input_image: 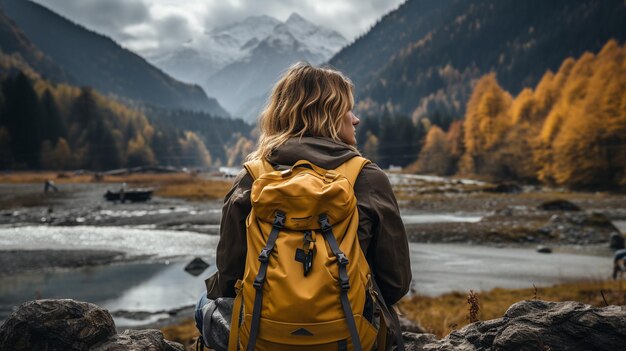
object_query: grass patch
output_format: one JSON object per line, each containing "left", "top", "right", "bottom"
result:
{"left": 0, "top": 171, "right": 233, "bottom": 201}
{"left": 160, "top": 318, "right": 200, "bottom": 351}
{"left": 0, "top": 171, "right": 94, "bottom": 184}
{"left": 155, "top": 180, "right": 232, "bottom": 200}
{"left": 400, "top": 279, "right": 626, "bottom": 338}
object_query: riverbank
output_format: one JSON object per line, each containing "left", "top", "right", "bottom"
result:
{"left": 2, "top": 172, "right": 625, "bottom": 246}
{"left": 1, "top": 172, "right": 625, "bottom": 341}
{"left": 0, "top": 228, "right": 614, "bottom": 331}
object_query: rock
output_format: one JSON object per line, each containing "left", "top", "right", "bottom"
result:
{"left": 399, "top": 315, "right": 426, "bottom": 333}
{"left": 538, "top": 199, "right": 581, "bottom": 211}
{"left": 538, "top": 212, "right": 620, "bottom": 245}
{"left": 400, "top": 300, "right": 626, "bottom": 351}
{"left": 184, "top": 257, "right": 210, "bottom": 277}
{"left": 536, "top": 245, "right": 552, "bottom": 253}
{"left": 90, "top": 330, "right": 183, "bottom": 351}
{"left": 0, "top": 299, "right": 184, "bottom": 351}
{"left": 609, "top": 232, "right": 625, "bottom": 249}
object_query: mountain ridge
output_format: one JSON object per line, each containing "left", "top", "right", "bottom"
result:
{"left": 1, "top": 0, "right": 229, "bottom": 116}
{"left": 199, "top": 12, "right": 347, "bottom": 121}
{"left": 329, "top": 0, "right": 626, "bottom": 122}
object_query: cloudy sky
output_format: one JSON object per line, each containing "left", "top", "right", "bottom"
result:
{"left": 31, "top": 0, "right": 405, "bottom": 54}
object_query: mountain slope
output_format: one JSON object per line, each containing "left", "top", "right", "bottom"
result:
{"left": 0, "top": 8, "right": 67, "bottom": 82}
{"left": 330, "top": 0, "right": 626, "bottom": 120}
{"left": 329, "top": 0, "right": 455, "bottom": 89}
{"left": 1, "top": 0, "right": 229, "bottom": 116}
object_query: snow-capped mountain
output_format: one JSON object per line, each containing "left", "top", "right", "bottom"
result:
{"left": 148, "top": 13, "right": 347, "bottom": 122}
{"left": 148, "top": 15, "right": 280, "bottom": 85}
{"left": 273, "top": 13, "right": 347, "bottom": 62}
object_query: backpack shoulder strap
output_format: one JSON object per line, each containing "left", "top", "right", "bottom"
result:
{"left": 334, "top": 156, "right": 371, "bottom": 186}
{"left": 243, "top": 159, "right": 275, "bottom": 180}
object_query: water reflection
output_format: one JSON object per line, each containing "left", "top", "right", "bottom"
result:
{"left": 0, "top": 260, "right": 215, "bottom": 327}
{"left": 401, "top": 213, "right": 483, "bottom": 224}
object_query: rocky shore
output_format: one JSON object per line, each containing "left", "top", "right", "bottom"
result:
{"left": 0, "top": 250, "right": 127, "bottom": 275}
{"left": 1, "top": 299, "right": 625, "bottom": 351}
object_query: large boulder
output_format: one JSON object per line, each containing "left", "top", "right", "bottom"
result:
{"left": 403, "top": 300, "right": 626, "bottom": 351}
{"left": 538, "top": 199, "right": 581, "bottom": 211}
{"left": 538, "top": 212, "right": 621, "bottom": 245}
{"left": 0, "top": 299, "right": 184, "bottom": 351}
{"left": 610, "top": 232, "right": 625, "bottom": 249}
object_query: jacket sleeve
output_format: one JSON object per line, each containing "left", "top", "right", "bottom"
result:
{"left": 354, "top": 163, "right": 412, "bottom": 305}
{"left": 205, "top": 169, "right": 253, "bottom": 299}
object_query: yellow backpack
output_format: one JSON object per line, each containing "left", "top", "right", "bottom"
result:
{"left": 227, "top": 156, "right": 401, "bottom": 351}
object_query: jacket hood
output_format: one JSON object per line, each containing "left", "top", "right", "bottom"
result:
{"left": 268, "top": 137, "right": 360, "bottom": 169}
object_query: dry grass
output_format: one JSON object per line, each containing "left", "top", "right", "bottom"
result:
{"left": 400, "top": 279, "right": 626, "bottom": 338}
{"left": 0, "top": 171, "right": 94, "bottom": 184}
{"left": 160, "top": 318, "right": 201, "bottom": 351}
{"left": 0, "top": 171, "right": 233, "bottom": 200}
{"left": 155, "top": 180, "right": 232, "bottom": 201}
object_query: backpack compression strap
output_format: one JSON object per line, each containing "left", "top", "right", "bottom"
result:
{"left": 246, "top": 211, "right": 286, "bottom": 351}
{"left": 319, "top": 213, "right": 363, "bottom": 351}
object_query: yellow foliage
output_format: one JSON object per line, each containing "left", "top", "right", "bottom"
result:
{"left": 456, "top": 39, "right": 626, "bottom": 188}
{"left": 415, "top": 126, "right": 450, "bottom": 175}
{"left": 180, "top": 131, "right": 212, "bottom": 168}
{"left": 460, "top": 73, "right": 512, "bottom": 176}
{"left": 227, "top": 134, "right": 255, "bottom": 167}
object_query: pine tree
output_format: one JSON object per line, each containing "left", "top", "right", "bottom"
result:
{"left": 0, "top": 73, "right": 44, "bottom": 168}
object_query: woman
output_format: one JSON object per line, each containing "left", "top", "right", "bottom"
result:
{"left": 197, "top": 62, "right": 411, "bottom": 350}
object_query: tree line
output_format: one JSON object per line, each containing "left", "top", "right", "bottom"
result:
{"left": 0, "top": 52, "right": 249, "bottom": 170}
{"left": 411, "top": 40, "right": 626, "bottom": 189}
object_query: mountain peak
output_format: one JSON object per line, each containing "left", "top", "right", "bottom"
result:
{"left": 212, "top": 15, "right": 280, "bottom": 34}
{"left": 286, "top": 13, "right": 312, "bottom": 26}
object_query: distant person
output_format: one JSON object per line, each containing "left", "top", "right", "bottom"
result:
{"left": 43, "top": 180, "right": 58, "bottom": 193}
{"left": 195, "top": 62, "right": 411, "bottom": 351}
{"left": 613, "top": 249, "right": 626, "bottom": 280}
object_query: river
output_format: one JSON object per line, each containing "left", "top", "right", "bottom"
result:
{"left": 0, "top": 225, "right": 613, "bottom": 327}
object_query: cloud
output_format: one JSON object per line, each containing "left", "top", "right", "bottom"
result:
{"left": 32, "top": 0, "right": 150, "bottom": 38}
{"left": 155, "top": 15, "right": 194, "bottom": 48}
{"left": 31, "top": 0, "right": 406, "bottom": 53}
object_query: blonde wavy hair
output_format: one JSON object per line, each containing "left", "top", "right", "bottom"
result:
{"left": 247, "top": 62, "right": 356, "bottom": 161}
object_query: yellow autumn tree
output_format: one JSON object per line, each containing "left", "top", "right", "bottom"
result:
{"left": 126, "top": 134, "right": 156, "bottom": 167}
{"left": 459, "top": 73, "right": 512, "bottom": 177}
{"left": 180, "top": 131, "right": 212, "bottom": 168}
{"left": 458, "top": 39, "right": 626, "bottom": 189}
{"left": 227, "top": 134, "right": 255, "bottom": 167}
{"left": 547, "top": 40, "right": 626, "bottom": 188}
{"left": 415, "top": 126, "right": 450, "bottom": 175}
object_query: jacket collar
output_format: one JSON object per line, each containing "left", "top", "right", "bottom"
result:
{"left": 268, "top": 137, "right": 360, "bottom": 169}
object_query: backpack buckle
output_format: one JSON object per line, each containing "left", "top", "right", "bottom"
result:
{"left": 337, "top": 253, "right": 349, "bottom": 266}
{"left": 340, "top": 278, "right": 350, "bottom": 291}
{"left": 273, "top": 212, "right": 286, "bottom": 228}
{"left": 318, "top": 214, "right": 331, "bottom": 231}
{"left": 258, "top": 249, "right": 271, "bottom": 263}
{"left": 253, "top": 277, "right": 264, "bottom": 290}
